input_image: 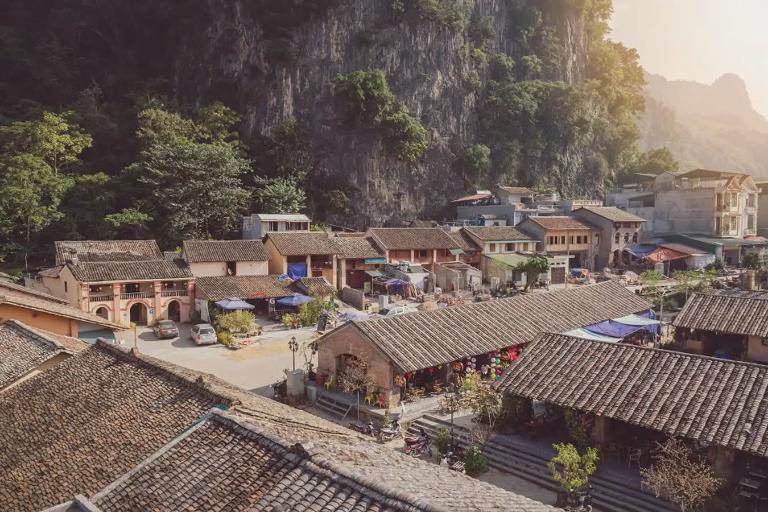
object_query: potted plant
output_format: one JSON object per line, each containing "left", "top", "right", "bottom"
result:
{"left": 547, "top": 443, "right": 599, "bottom": 507}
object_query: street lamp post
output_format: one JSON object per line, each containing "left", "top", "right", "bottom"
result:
{"left": 288, "top": 336, "right": 298, "bottom": 371}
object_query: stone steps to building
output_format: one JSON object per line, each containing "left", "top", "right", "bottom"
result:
{"left": 410, "top": 416, "right": 676, "bottom": 512}
{"left": 314, "top": 392, "right": 355, "bottom": 420}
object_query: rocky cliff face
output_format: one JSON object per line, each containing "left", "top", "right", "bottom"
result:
{"left": 167, "top": 0, "right": 592, "bottom": 227}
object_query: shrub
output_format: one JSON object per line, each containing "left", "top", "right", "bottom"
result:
{"left": 216, "top": 310, "right": 256, "bottom": 335}
{"left": 547, "top": 443, "right": 599, "bottom": 493}
{"left": 333, "top": 69, "right": 395, "bottom": 124}
{"left": 463, "top": 443, "right": 488, "bottom": 476}
{"left": 217, "top": 330, "right": 234, "bottom": 347}
{"left": 461, "top": 144, "right": 491, "bottom": 183}
{"left": 564, "top": 408, "right": 590, "bottom": 450}
{"left": 433, "top": 426, "right": 452, "bottom": 455}
{"left": 282, "top": 313, "right": 301, "bottom": 329}
{"left": 382, "top": 107, "right": 429, "bottom": 161}
{"left": 298, "top": 299, "right": 324, "bottom": 326}
{"left": 489, "top": 53, "right": 515, "bottom": 81}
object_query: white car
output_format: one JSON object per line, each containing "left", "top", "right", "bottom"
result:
{"left": 190, "top": 323, "right": 217, "bottom": 345}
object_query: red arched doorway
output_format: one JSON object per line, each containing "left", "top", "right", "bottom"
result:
{"left": 129, "top": 303, "right": 148, "bottom": 325}
{"left": 167, "top": 300, "right": 181, "bottom": 323}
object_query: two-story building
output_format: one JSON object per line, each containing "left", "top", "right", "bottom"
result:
{"left": 517, "top": 216, "right": 596, "bottom": 270}
{"left": 332, "top": 234, "right": 386, "bottom": 290}
{"left": 264, "top": 232, "right": 340, "bottom": 284}
{"left": 241, "top": 213, "right": 311, "bottom": 240}
{"left": 367, "top": 228, "right": 461, "bottom": 270}
{"left": 181, "top": 240, "right": 269, "bottom": 277}
{"left": 460, "top": 226, "right": 538, "bottom": 272}
{"left": 37, "top": 241, "right": 194, "bottom": 326}
{"left": 572, "top": 207, "right": 646, "bottom": 270}
{"left": 654, "top": 169, "right": 759, "bottom": 238}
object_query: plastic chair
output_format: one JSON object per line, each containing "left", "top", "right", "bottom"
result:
{"left": 324, "top": 374, "right": 334, "bottom": 390}
{"left": 627, "top": 448, "right": 642, "bottom": 469}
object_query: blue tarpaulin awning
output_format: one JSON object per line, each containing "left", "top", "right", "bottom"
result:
{"left": 564, "top": 328, "right": 622, "bottom": 343}
{"left": 583, "top": 313, "right": 661, "bottom": 338}
{"left": 276, "top": 294, "right": 313, "bottom": 306}
{"left": 623, "top": 244, "right": 657, "bottom": 258}
{"left": 287, "top": 262, "right": 308, "bottom": 280}
{"left": 364, "top": 257, "right": 387, "bottom": 264}
{"left": 215, "top": 298, "right": 255, "bottom": 310}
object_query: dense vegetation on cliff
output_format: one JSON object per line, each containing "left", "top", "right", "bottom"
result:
{"left": 0, "top": 0, "right": 648, "bottom": 268}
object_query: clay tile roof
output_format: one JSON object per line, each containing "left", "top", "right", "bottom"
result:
{"left": 67, "top": 260, "right": 192, "bottom": 282}
{"left": 449, "top": 230, "right": 481, "bottom": 252}
{"left": 334, "top": 281, "right": 651, "bottom": 372}
{"left": 0, "top": 320, "right": 86, "bottom": 389}
{"left": 495, "top": 333, "right": 768, "bottom": 457}
{"left": 0, "top": 342, "right": 235, "bottom": 511}
{"left": 292, "top": 277, "right": 336, "bottom": 297}
{"left": 55, "top": 240, "right": 162, "bottom": 265}
{"left": 0, "top": 282, "right": 121, "bottom": 330}
{"left": 266, "top": 232, "right": 341, "bottom": 256}
{"left": 522, "top": 216, "right": 594, "bottom": 231}
{"left": 577, "top": 206, "right": 646, "bottom": 223}
{"left": 195, "top": 275, "right": 292, "bottom": 300}
{"left": 182, "top": 240, "right": 269, "bottom": 263}
{"left": 0, "top": 279, "right": 68, "bottom": 303}
{"left": 463, "top": 226, "right": 536, "bottom": 242}
{"left": 368, "top": 228, "right": 460, "bottom": 251}
{"left": 333, "top": 236, "right": 385, "bottom": 259}
{"left": 673, "top": 290, "right": 768, "bottom": 337}
{"left": 498, "top": 186, "right": 533, "bottom": 195}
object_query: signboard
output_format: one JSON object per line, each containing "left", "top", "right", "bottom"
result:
{"left": 248, "top": 293, "right": 267, "bottom": 299}
{"left": 317, "top": 312, "right": 328, "bottom": 332}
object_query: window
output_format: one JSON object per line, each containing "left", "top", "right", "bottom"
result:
{"left": 226, "top": 261, "right": 237, "bottom": 275}
{"left": 489, "top": 243, "right": 496, "bottom": 253}
{"left": 569, "top": 236, "right": 574, "bottom": 244}
{"left": 614, "top": 232, "right": 620, "bottom": 244}
{"left": 417, "top": 250, "right": 428, "bottom": 258}
{"left": 64, "top": 281, "right": 68, "bottom": 293}
{"left": 505, "top": 243, "right": 514, "bottom": 252}
{"left": 748, "top": 215, "right": 756, "bottom": 230}
{"left": 623, "top": 233, "right": 629, "bottom": 243}
{"left": 560, "top": 236, "right": 566, "bottom": 245}
{"left": 632, "top": 233, "right": 638, "bottom": 243}
{"left": 268, "top": 221, "right": 279, "bottom": 232}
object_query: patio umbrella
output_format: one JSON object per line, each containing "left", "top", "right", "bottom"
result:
{"left": 215, "top": 298, "right": 255, "bottom": 310}
{"left": 276, "top": 294, "right": 313, "bottom": 306}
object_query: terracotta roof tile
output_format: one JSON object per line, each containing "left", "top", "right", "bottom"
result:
{"left": 463, "top": 226, "right": 536, "bottom": 242}
{"left": 55, "top": 240, "right": 162, "bottom": 265}
{"left": 330, "top": 281, "right": 651, "bottom": 371}
{"left": 576, "top": 206, "right": 646, "bottom": 223}
{"left": 495, "top": 333, "right": 768, "bottom": 457}
{"left": 334, "top": 236, "right": 385, "bottom": 259}
{"left": 67, "top": 260, "right": 192, "bottom": 282}
{"left": 673, "top": 290, "right": 768, "bottom": 337}
{"left": 0, "top": 320, "right": 85, "bottom": 388}
{"left": 368, "top": 228, "right": 460, "bottom": 251}
{"left": 448, "top": 230, "right": 480, "bottom": 252}
{"left": 497, "top": 186, "right": 533, "bottom": 195}
{"left": 266, "top": 232, "right": 341, "bottom": 256}
{"left": 195, "top": 275, "right": 292, "bottom": 300}
{"left": 293, "top": 277, "right": 336, "bottom": 297}
{"left": 520, "top": 217, "right": 593, "bottom": 231}
{"left": 182, "top": 240, "right": 269, "bottom": 262}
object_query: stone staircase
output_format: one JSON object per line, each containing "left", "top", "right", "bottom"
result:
{"left": 314, "top": 391, "right": 356, "bottom": 420}
{"left": 409, "top": 415, "right": 677, "bottom": 512}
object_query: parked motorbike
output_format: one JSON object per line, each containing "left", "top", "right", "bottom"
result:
{"left": 272, "top": 379, "right": 287, "bottom": 401}
{"left": 404, "top": 429, "right": 432, "bottom": 457}
{"left": 377, "top": 420, "right": 401, "bottom": 442}
{"left": 563, "top": 486, "right": 593, "bottom": 512}
{"left": 348, "top": 420, "right": 377, "bottom": 437}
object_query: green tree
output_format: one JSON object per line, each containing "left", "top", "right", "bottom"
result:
{"left": 103, "top": 208, "right": 153, "bottom": 239}
{"left": 197, "top": 102, "right": 242, "bottom": 146}
{"left": 0, "top": 154, "right": 73, "bottom": 268}
{"left": 461, "top": 144, "right": 491, "bottom": 184}
{"left": 513, "top": 256, "right": 550, "bottom": 291}
{"left": 0, "top": 111, "right": 92, "bottom": 175}
{"left": 135, "top": 107, "right": 200, "bottom": 148}
{"left": 136, "top": 141, "right": 250, "bottom": 244}
{"left": 216, "top": 310, "right": 256, "bottom": 334}
{"left": 333, "top": 69, "right": 395, "bottom": 124}
{"left": 255, "top": 177, "right": 307, "bottom": 214}
{"left": 382, "top": 106, "right": 429, "bottom": 161}
{"left": 547, "top": 443, "right": 599, "bottom": 494}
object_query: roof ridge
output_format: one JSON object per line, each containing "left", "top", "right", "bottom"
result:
{"left": 537, "top": 332, "right": 768, "bottom": 371}
{"left": 3, "top": 319, "right": 68, "bottom": 352}
{"left": 210, "top": 410, "right": 445, "bottom": 512}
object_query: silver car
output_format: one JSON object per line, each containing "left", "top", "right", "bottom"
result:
{"left": 190, "top": 323, "right": 217, "bottom": 345}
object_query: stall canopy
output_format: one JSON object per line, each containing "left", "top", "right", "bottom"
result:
{"left": 215, "top": 298, "right": 255, "bottom": 310}
{"left": 645, "top": 246, "right": 689, "bottom": 263}
{"left": 564, "top": 328, "right": 622, "bottom": 343}
{"left": 276, "top": 293, "right": 313, "bottom": 306}
{"left": 624, "top": 244, "right": 656, "bottom": 258}
{"left": 582, "top": 312, "right": 661, "bottom": 338}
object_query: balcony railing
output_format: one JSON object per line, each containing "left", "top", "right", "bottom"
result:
{"left": 161, "top": 289, "right": 188, "bottom": 297}
{"left": 88, "top": 294, "right": 114, "bottom": 303}
{"left": 120, "top": 291, "right": 154, "bottom": 300}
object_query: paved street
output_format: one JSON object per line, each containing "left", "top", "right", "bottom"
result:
{"left": 114, "top": 322, "right": 321, "bottom": 396}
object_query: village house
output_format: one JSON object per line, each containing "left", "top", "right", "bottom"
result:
{"left": 317, "top": 281, "right": 650, "bottom": 407}
{"left": 654, "top": 169, "right": 759, "bottom": 239}
{"left": 483, "top": 253, "right": 570, "bottom": 286}
{"left": 263, "top": 231, "right": 340, "bottom": 283}
{"left": 672, "top": 289, "right": 768, "bottom": 363}
{"left": 494, "top": 332, "right": 768, "bottom": 478}
{"left": 181, "top": 239, "right": 269, "bottom": 277}
{"left": 367, "top": 227, "right": 461, "bottom": 270}
{"left": 36, "top": 241, "right": 194, "bottom": 325}
{"left": 241, "top": 213, "right": 311, "bottom": 240}
{"left": 572, "top": 206, "right": 646, "bottom": 269}
{"left": 461, "top": 226, "right": 538, "bottom": 271}
{"left": 517, "top": 216, "right": 596, "bottom": 270}
{"left": 0, "top": 320, "right": 87, "bottom": 393}
{"left": 0, "top": 280, "right": 119, "bottom": 338}
{"left": 446, "top": 229, "right": 483, "bottom": 267}
{"left": 0, "top": 340, "right": 554, "bottom": 512}
{"left": 332, "top": 234, "right": 387, "bottom": 290}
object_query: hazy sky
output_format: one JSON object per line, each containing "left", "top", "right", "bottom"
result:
{"left": 610, "top": 0, "right": 768, "bottom": 117}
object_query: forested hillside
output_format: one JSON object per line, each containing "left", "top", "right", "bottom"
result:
{"left": 0, "top": 0, "right": 646, "bottom": 269}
